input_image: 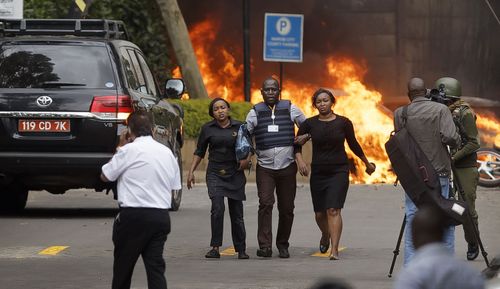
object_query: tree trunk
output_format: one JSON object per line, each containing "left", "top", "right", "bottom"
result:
{"left": 155, "top": 0, "right": 208, "bottom": 99}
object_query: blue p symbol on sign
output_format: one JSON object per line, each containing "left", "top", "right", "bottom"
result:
{"left": 276, "top": 17, "right": 291, "bottom": 35}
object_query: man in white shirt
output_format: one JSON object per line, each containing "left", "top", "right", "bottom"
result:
{"left": 101, "top": 111, "right": 181, "bottom": 289}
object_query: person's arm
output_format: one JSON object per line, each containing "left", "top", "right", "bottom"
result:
{"left": 393, "top": 108, "right": 401, "bottom": 131}
{"left": 452, "top": 110, "right": 480, "bottom": 162}
{"left": 101, "top": 146, "right": 130, "bottom": 182}
{"left": 187, "top": 155, "right": 203, "bottom": 189}
{"left": 295, "top": 118, "right": 311, "bottom": 146}
{"left": 238, "top": 154, "right": 252, "bottom": 171}
{"left": 100, "top": 129, "right": 134, "bottom": 182}
{"left": 344, "top": 119, "right": 376, "bottom": 175}
{"left": 440, "top": 107, "right": 461, "bottom": 148}
{"left": 295, "top": 151, "right": 309, "bottom": 176}
{"left": 290, "top": 104, "right": 306, "bottom": 127}
{"left": 187, "top": 126, "right": 209, "bottom": 189}
{"left": 245, "top": 109, "right": 257, "bottom": 135}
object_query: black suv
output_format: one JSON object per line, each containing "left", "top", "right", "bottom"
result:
{"left": 0, "top": 19, "right": 185, "bottom": 211}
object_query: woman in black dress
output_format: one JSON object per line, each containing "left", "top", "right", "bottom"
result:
{"left": 296, "top": 88, "right": 376, "bottom": 260}
{"left": 187, "top": 98, "right": 251, "bottom": 259}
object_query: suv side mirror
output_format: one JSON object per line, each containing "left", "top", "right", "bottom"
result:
{"left": 165, "top": 78, "right": 185, "bottom": 99}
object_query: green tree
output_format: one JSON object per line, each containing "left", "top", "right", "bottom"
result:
{"left": 23, "top": 0, "right": 174, "bottom": 84}
{"left": 88, "top": 0, "right": 174, "bottom": 84}
{"left": 24, "top": 0, "right": 73, "bottom": 18}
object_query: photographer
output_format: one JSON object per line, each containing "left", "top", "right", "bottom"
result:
{"left": 434, "top": 77, "right": 481, "bottom": 261}
{"left": 393, "top": 77, "right": 461, "bottom": 265}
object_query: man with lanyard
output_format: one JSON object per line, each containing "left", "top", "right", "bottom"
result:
{"left": 245, "top": 77, "right": 308, "bottom": 258}
{"left": 435, "top": 77, "right": 481, "bottom": 261}
{"left": 393, "top": 77, "right": 461, "bottom": 265}
{"left": 101, "top": 111, "right": 181, "bottom": 289}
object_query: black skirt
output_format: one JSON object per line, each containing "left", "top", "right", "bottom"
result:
{"left": 310, "top": 164, "right": 349, "bottom": 211}
{"left": 206, "top": 161, "right": 246, "bottom": 201}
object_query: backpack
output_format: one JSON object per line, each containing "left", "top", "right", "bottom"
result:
{"left": 385, "top": 106, "right": 467, "bottom": 225}
{"left": 235, "top": 122, "right": 253, "bottom": 160}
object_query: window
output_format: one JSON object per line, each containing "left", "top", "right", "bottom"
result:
{"left": 127, "top": 49, "right": 147, "bottom": 94}
{"left": 120, "top": 47, "right": 139, "bottom": 91}
{"left": 120, "top": 47, "right": 148, "bottom": 94}
{"left": 0, "top": 44, "right": 115, "bottom": 89}
{"left": 136, "top": 52, "right": 159, "bottom": 98}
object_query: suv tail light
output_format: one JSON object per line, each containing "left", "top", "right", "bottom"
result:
{"left": 90, "top": 95, "right": 132, "bottom": 121}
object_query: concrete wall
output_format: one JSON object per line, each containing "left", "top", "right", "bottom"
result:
{"left": 330, "top": 0, "right": 499, "bottom": 100}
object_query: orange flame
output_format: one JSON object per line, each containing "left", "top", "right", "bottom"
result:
{"left": 179, "top": 19, "right": 500, "bottom": 183}
{"left": 476, "top": 114, "right": 500, "bottom": 146}
{"left": 177, "top": 19, "right": 243, "bottom": 100}
{"left": 325, "top": 58, "right": 395, "bottom": 183}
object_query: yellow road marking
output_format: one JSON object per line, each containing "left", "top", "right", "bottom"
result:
{"left": 220, "top": 246, "right": 236, "bottom": 256}
{"left": 38, "top": 246, "right": 69, "bottom": 256}
{"left": 311, "top": 246, "right": 347, "bottom": 257}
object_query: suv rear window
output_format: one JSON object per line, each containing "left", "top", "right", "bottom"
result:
{"left": 0, "top": 43, "right": 115, "bottom": 89}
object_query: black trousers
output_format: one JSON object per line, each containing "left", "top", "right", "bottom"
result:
{"left": 210, "top": 196, "right": 246, "bottom": 252}
{"left": 112, "top": 208, "right": 171, "bottom": 289}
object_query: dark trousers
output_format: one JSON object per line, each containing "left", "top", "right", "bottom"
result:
{"left": 210, "top": 196, "right": 246, "bottom": 252}
{"left": 455, "top": 167, "right": 480, "bottom": 245}
{"left": 256, "top": 163, "right": 297, "bottom": 249}
{"left": 112, "top": 208, "right": 171, "bottom": 289}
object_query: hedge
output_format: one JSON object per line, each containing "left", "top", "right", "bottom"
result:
{"left": 171, "top": 99, "right": 253, "bottom": 138}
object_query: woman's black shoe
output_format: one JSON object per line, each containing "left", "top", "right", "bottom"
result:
{"left": 205, "top": 248, "right": 220, "bottom": 259}
{"left": 320, "top": 235, "right": 330, "bottom": 254}
{"left": 238, "top": 251, "right": 250, "bottom": 259}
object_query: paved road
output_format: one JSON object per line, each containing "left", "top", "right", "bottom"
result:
{"left": 0, "top": 183, "right": 498, "bottom": 289}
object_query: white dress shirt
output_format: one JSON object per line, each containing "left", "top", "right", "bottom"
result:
{"left": 102, "top": 136, "right": 181, "bottom": 209}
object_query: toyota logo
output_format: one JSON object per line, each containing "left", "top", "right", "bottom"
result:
{"left": 36, "top": 96, "right": 53, "bottom": 107}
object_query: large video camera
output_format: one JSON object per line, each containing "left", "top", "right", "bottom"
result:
{"left": 427, "top": 84, "right": 467, "bottom": 147}
{"left": 426, "top": 83, "right": 453, "bottom": 105}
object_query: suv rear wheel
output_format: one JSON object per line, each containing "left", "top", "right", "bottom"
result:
{"left": 0, "top": 182, "right": 29, "bottom": 212}
{"left": 170, "top": 142, "right": 183, "bottom": 211}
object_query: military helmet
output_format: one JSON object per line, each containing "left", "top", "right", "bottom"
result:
{"left": 435, "top": 77, "right": 462, "bottom": 99}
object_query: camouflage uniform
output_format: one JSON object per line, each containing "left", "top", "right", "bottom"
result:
{"left": 449, "top": 100, "right": 481, "bottom": 248}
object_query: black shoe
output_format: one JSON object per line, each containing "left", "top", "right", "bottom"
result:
{"left": 205, "top": 248, "right": 220, "bottom": 259}
{"left": 238, "top": 251, "right": 250, "bottom": 259}
{"left": 278, "top": 248, "right": 290, "bottom": 258}
{"left": 319, "top": 235, "right": 330, "bottom": 254}
{"left": 467, "top": 243, "right": 479, "bottom": 261}
{"left": 256, "top": 247, "right": 272, "bottom": 257}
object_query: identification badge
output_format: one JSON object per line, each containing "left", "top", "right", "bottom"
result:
{"left": 267, "top": 125, "right": 279, "bottom": 132}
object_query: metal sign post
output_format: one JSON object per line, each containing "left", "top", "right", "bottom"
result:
{"left": 263, "top": 13, "right": 304, "bottom": 91}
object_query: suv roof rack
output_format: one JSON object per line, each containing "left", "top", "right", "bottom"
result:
{"left": 0, "top": 19, "right": 129, "bottom": 40}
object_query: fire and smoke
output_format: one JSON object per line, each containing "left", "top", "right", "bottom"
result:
{"left": 177, "top": 18, "right": 500, "bottom": 184}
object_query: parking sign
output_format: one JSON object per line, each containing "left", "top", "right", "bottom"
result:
{"left": 263, "top": 13, "right": 304, "bottom": 63}
{"left": 0, "top": 0, "right": 23, "bottom": 20}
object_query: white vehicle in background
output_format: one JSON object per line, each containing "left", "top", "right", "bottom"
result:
{"left": 477, "top": 135, "right": 500, "bottom": 188}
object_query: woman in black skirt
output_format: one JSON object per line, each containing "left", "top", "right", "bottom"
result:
{"left": 295, "top": 88, "right": 376, "bottom": 260}
{"left": 187, "top": 98, "right": 251, "bottom": 259}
